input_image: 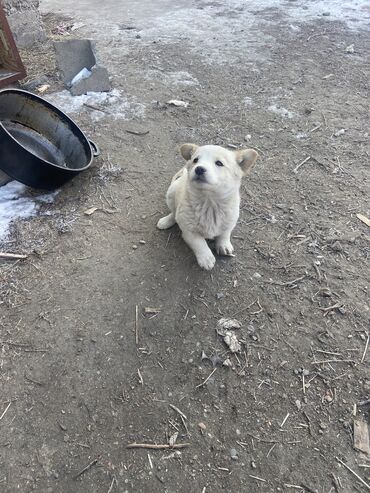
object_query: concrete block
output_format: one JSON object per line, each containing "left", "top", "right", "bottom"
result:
{"left": 54, "top": 39, "right": 96, "bottom": 85}
{"left": 6, "top": 10, "right": 46, "bottom": 48}
{"left": 70, "top": 66, "right": 111, "bottom": 96}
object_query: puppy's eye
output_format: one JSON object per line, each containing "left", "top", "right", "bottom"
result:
{"left": 193, "top": 157, "right": 199, "bottom": 163}
{"left": 215, "top": 160, "right": 224, "bottom": 167}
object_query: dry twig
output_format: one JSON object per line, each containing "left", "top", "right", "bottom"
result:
{"left": 361, "top": 333, "right": 369, "bottom": 363}
{"left": 196, "top": 368, "right": 217, "bottom": 389}
{"left": 73, "top": 457, "right": 100, "bottom": 480}
{"left": 135, "top": 305, "right": 139, "bottom": 345}
{"left": 126, "top": 443, "right": 190, "bottom": 450}
{"left": 293, "top": 156, "right": 311, "bottom": 174}
{"left": 169, "top": 404, "right": 187, "bottom": 421}
{"left": 0, "top": 402, "right": 11, "bottom": 421}
{"left": 336, "top": 457, "right": 370, "bottom": 491}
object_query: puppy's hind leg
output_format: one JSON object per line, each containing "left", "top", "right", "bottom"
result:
{"left": 157, "top": 213, "right": 176, "bottom": 230}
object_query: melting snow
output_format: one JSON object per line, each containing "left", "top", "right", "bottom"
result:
{"left": 0, "top": 181, "right": 58, "bottom": 242}
{"left": 45, "top": 89, "right": 145, "bottom": 122}
{"left": 268, "top": 104, "right": 295, "bottom": 119}
{"left": 135, "top": 0, "right": 369, "bottom": 64}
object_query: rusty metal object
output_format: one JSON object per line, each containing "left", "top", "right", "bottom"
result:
{"left": 0, "top": 3, "right": 26, "bottom": 87}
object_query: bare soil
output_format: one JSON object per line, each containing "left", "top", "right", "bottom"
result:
{"left": 1, "top": 1, "right": 370, "bottom": 492}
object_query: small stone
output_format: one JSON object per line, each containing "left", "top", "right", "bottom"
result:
{"left": 216, "top": 292, "right": 224, "bottom": 300}
{"left": 132, "top": 244, "right": 138, "bottom": 250}
{"left": 302, "top": 369, "right": 310, "bottom": 376}
{"left": 139, "top": 240, "right": 146, "bottom": 244}
{"left": 331, "top": 240, "right": 343, "bottom": 252}
{"left": 198, "top": 422, "right": 206, "bottom": 431}
{"left": 251, "top": 460, "right": 257, "bottom": 469}
{"left": 230, "top": 448, "right": 238, "bottom": 460}
{"left": 334, "top": 129, "right": 345, "bottom": 137}
{"left": 319, "top": 422, "right": 327, "bottom": 430}
{"left": 244, "top": 134, "right": 252, "bottom": 141}
{"left": 295, "top": 399, "right": 302, "bottom": 410}
{"left": 325, "top": 394, "right": 333, "bottom": 403}
{"left": 345, "top": 44, "right": 354, "bottom": 53}
{"left": 253, "top": 272, "right": 262, "bottom": 279}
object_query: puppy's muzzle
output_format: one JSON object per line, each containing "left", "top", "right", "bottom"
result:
{"left": 195, "top": 166, "right": 206, "bottom": 176}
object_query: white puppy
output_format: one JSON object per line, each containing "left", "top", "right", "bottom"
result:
{"left": 157, "top": 144, "right": 258, "bottom": 270}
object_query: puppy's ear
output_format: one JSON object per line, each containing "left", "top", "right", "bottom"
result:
{"left": 234, "top": 149, "right": 258, "bottom": 175}
{"left": 180, "top": 143, "right": 198, "bottom": 161}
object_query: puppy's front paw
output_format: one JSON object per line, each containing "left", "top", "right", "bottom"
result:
{"left": 157, "top": 214, "right": 175, "bottom": 230}
{"left": 216, "top": 240, "right": 234, "bottom": 256}
{"left": 196, "top": 250, "right": 216, "bottom": 270}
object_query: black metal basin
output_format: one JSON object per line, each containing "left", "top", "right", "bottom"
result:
{"left": 0, "top": 88, "right": 99, "bottom": 190}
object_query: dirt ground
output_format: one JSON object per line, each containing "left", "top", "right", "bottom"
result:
{"left": 1, "top": 1, "right": 370, "bottom": 492}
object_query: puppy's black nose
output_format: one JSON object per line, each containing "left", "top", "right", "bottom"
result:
{"left": 195, "top": 166, "right": 206, "bottom": 176}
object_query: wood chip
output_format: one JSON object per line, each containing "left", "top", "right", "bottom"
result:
{"left": 357, "top": 214, "right": 370, "bottom": 228}
{"left": 169, "top": 432, "right": 178, "bottom": 447}
{"left": 353, "top": 418, "right": 370, "bottom": 454}
{"left": 144, "top": 307, "right": 161, "bottom": 315}
{"left": 0, "top": 252, "right": 27, "bottom": 260}
{"left": 84, "top": 207, "right": 99, "bottom": 215}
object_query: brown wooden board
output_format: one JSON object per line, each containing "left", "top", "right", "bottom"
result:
{"left": 0, "top": 3, "right": 26, "bottom": 87}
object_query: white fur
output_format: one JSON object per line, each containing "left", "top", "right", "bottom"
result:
{"left": 157, "top": 144, "right": 258, "bottom": 270}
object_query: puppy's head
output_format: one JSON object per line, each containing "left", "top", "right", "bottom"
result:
{"left": 180, "top": 144, "right": 258, "bottom": 194}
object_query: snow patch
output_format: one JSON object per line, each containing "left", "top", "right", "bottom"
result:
{"left": 135, "top": 0, "right": 369, "bottom": 64}
{"left": 268, "top": 104, "right": 295, "bottom": 119}
{"left": 0, "top": 181, "right": 58, "bottom": 241}
{"left": 45, "top": 89, "right": 145, "bottom": 122}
